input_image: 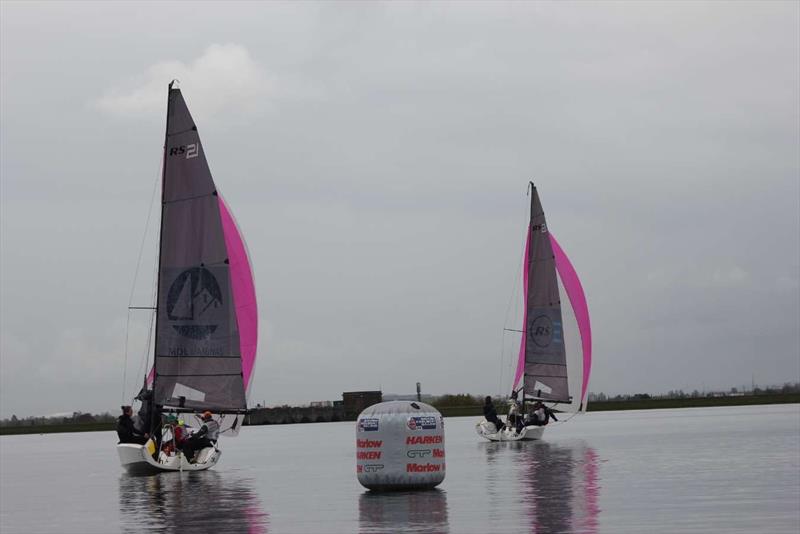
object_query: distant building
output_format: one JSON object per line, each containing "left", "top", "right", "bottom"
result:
{"left": 342, "top": 391, "right": 382, "bottom": 419}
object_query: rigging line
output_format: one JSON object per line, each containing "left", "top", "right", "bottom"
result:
{"left": 128, "top": 155, "right": 163, "bottom": 308}
{"left": 139, "top": 308, "right": 156, "bottom": 388}
{"left": 121, "top": 310, "right": 132, "bottom": 404}
{"left": 498, "top": 331, "right": 505, "bottom": 398}
{"left": 503, "top": 198, "right": 530, "bottom": 396}
{"left": 139, "top": 182, "right": 162, "bottom": 390}
{"left": 497, "top": 198, "right": 529, "bottom": 399}
{"left": 501, "top": 231, "right": 525, "bottom": 331}
{"left": 157, "top": 373, "right": 242, "bottom": 377}
{"left": 122, "top": 153, "right": 163, "bottom": 403}
{"left": 143, "top": 225, "right": 161, "bottom": 388}
{"left": 163, "top": 191, "right": 216, "bottom": 205}
{"left": 551, "top": 410, "right": 581, "bottom": 425}
{"left": 137, "top": 253, "right": 159, "bottom": 388}
{"left": 133, "top": 291, "right": 152, "bottom": 392}
{"left": 166, "top": 125, "right": 196, "bottom": 137}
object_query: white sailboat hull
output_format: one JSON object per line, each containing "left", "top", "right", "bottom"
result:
{"left": 117, "top": 443, "right": 221, "bottom": 474}
{"left": 475, "top": 419, "right": 545, "bottom": 442}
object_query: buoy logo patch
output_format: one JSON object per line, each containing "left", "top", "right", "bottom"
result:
{"left": 407, "top": 416, "right": 437, "bottom": 430}
{"left": 363, "top": 464, "right": 384, "bottom": 473}
{"left": 358, "top": 418, "right": 379, "bottom": 432}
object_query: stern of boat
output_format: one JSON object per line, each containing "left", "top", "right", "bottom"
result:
{"left": 117, "top": 443, "right": 221, "bottom": 473}
{"left": 475, "top": 420, "right": 545, "bottom": 441}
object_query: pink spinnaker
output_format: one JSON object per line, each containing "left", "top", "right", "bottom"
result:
{"left": 218, "top": 196, "right": 258, "bottom": 391}
{"left": 512, "top": 228, "right": 531, "bottom": 392}
{"left": 550, "top": 235, "right": 592, "bottom": 406}
{"left": 512, "top": 233, "right": 592, "bottom": 407}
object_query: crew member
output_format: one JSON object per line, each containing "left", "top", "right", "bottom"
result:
{"left": 182, "top": 411, "right": 220, "bottom": 462}
{"left": 483, "top": 396, "right": 505, "bottom": 433}
{"left": 527, "top": 401, "right": 559, "bottom": 426}
{"left": 507, "top": 391, "right": 524, "bottom": 433}
{"left": 116, "top": 405, "right": 148, "bottom": 445}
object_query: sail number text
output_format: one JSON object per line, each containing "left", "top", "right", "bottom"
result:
{"left": 169, "top": 143, "right": 199, "bottom": 159}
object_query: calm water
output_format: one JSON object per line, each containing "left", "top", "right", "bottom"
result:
{"left": 1, "top": 404, "right": 798, "bottom": 533}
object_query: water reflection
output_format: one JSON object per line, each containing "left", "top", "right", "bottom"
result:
{"left": 358, "top": 489, "right": 449, "bottom": 534}
{"left": 484, "top": 441, "right": 600, "bottom": 534}
{"left": 119, "top": 471, "right": 268, "bottom": 533}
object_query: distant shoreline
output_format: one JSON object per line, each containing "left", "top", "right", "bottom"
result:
{"left": 435, "top": 393, "right": 800, "bottom": 417}
{"left": 2, "top": 394, "right": 797, "bottom": 436}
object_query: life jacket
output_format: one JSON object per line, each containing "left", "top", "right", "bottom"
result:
{"left": 203, "top": 419, "right": 220, "bottom": 441}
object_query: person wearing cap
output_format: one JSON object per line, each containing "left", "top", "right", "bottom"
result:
{"left": 116, "top": 405, "right": 148, "bottom": 445}
{"left": 182, "top": 411, "right": 220, "bottom": 462}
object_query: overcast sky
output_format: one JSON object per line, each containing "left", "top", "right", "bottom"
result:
{"left": 1, "top": 1, "right": 798, "bottom": 418}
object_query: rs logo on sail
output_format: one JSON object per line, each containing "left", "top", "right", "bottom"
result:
{"left": 168, "top": 143, "right": 200, "bottom": 159}
{"left": 531, "top": 223, "right": 548, "bottom": 233}
{"left": 529, "top": 315, "right": 554, "bottom": 348}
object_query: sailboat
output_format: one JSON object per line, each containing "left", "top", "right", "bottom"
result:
{"left": 118, "top": 81, "right": 258, "bottom": 472}
{"left": 476, "top": 183, "right": 591, "bottom": 441}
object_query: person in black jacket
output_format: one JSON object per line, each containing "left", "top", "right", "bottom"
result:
{"left": 116, "top": 405, "right": 148, "bottom": 444}
{"left": 483, "top": 396, "right": 505, "bottom": 432}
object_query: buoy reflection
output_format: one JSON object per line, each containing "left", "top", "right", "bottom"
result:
{"left": 358, "top": 489, "right": 449, "bottom": 534}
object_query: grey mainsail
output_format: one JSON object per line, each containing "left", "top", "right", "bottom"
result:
{"left": 152, "top": 84, "right": 246, "bottom": 413}
{"left": 522, "top": 184, "right": 570, "bottom": 402}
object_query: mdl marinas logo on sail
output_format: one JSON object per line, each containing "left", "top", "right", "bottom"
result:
{"left": 164, "top": 266, "right": 229, "bottom": 356}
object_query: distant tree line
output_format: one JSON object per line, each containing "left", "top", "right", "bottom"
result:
{"left": 0, "top": 411, "right": 116, "bottom": 428}
{"left": 588, "top": 382, "right": 800, "bottom": 403}
{"left": 431, "top": 394, "right": 483, "bottom": 408}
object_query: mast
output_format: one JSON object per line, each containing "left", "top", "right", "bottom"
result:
{"left": 149, "top": 81, "right": 174, "bottom": 432}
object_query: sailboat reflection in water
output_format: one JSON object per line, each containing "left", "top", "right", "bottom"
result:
{"left": 119, "top": 472, "right": 268, "bottom": 534}
{"left": 358, "top": 490, "right": 449, "bottom": 534}
{"left": 512, "top": 441, "right": 600, "bottom": 533}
